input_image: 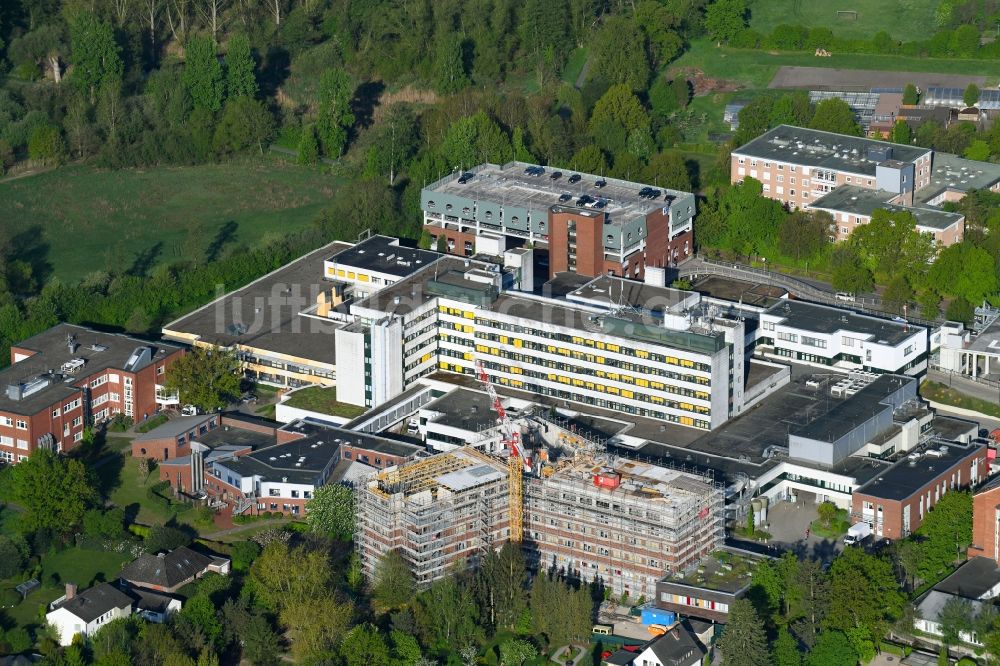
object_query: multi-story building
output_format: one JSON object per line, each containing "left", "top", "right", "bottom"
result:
{"left": 524, "top": 457, "right": 723, "bottom": 599}
{"left": 967, "top": 476, "right": 1000, "bottom": 565}
{"left": 322, "top": 236, "right": 439, "bottom": 300}
{"left": 356, "top": 447, "right": 511, "bottom": 585}
{"left": 338, "top": 257, "right": 766, "bottom": 430}
{"left": 0, "top": 324, "right": 183, "bottom": 460}
{"left": 757, "top": 299, "right": 928, "bottom": 375}
{"left": 808, "top": 186, "right": 964, "bottom": 245}
{"left": 420, "top": 162, "right": 696, "bottom": 279}
{"left": 730, "top": 125, "right": 1000, "bottom": 247}
{"left": 731, "top": 125, "right": 933, "bottom": 210}
{"left": 851, "top": 438, "right": 986, "bottom": 539}
{"left": 162, "top": 240, "right": 352, "bottom": 389}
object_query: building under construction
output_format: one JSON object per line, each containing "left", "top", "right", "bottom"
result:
{"left": 356, "top": 441, "right": 723, "bottom": 595}
{"left": 356, "top": 447, "right": 511, "bottom": 586}
{"left": 525, "top": 455, "right": 724, "bottom": 600}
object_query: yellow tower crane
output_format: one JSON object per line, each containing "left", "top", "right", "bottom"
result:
{"left": 475, "top": 360, "right": 528, "bottom": 542}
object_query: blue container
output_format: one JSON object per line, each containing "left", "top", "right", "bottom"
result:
{"left": 640, "top": 608, "right": 676, "bottom": 626}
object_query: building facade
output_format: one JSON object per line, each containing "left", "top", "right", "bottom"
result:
{"left": 421, "top": 162, "right": 696, "bottom": 279}
{"left": 851, "top": 439, "right": 986, "bottom": 539}
{"left": 968, "top": 477, "right": 1000, "bottom": 564}
{"left": 1, "top": 324, "right": 183, "bottom": 461}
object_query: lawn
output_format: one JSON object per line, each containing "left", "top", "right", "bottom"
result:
{"left": 920, "top": 381, "right": 1000, "bottom": 419}
{"left": 2, "top": 546, "right": 132, "bottom": 630}
{"left": 671, "top": 39, "right": 1000, "bottom": 90}
{"left": 105, "top": 455, "right": 180, "bottom": 526}
{"left": 0, "top": 155, "right": 341, "bottom": 283}
{"left": 562, "top": 47, "right": 589, "bottom": 87}
{"left": 282, "top": 386, "right": 367, "bottom": 420}
{"left": 748, "top": 0, "right": 940, "bottom": 42}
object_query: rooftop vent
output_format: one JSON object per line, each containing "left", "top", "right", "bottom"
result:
{"left": 90, "top": 344, "right": 108, "bottom": 352}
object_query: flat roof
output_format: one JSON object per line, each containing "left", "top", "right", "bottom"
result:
{"left": 792, "top": 374, "right": 915, "bottom": 442}
{"left": 196, "top": 425, "right": 275, "bottom": 451}
{"left": 567, "top": 275, "right": 692, "bottom": 314}
{"left": 764, "top": 299, "right": 921, "bottom": 346}
{"left": 690, "top": 276, "right": 786, "bottom": 309}
{"left": 162, "top": 241, "right": 351, "bottom": 365}
{"left": 732, "top": 125, "right": 930, "bottom": 176}
{"left": 917, "top": 152, "right": 1000, "bottom": 203}
{"left": 426, "top": 161, "right": 691, "bottom": 227}
{"left": 967, "top": 318, "right": 1000, "bottom": 355}
{"left": 351, "top": 257, "right": 497, "bottom": 317}
{"left": 327, "top": 235, "right": 440, "bottom": 278}
{"left": 279, "top": 419, "right": 422, "bottom": 458}
{"left": 854, "top": 440, "right": 984, "bottom": 501}
{"left": 809, "top": 186, "right": 964, "bottom": 231}
{"left": 933, "top": 557, "right": 1000, "bottom": 599}
{"left": 134, "top": 414, "right": 217, "bottom": 442}
{"left": 436, "top": 464, "right": 505, "bottom": 491}
{"left": 423, "top": 388, "right": 499, "bottom": 432}
{"left": 224, "top": 433, "right": 343, "bottom": 484}
{"left": 1, "top": 324, "right": 182, "bottom": 416}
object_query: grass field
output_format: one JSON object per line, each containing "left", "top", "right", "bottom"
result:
{"left": 0, "top": 155, "right": 340, "bottom": 283}
{"left": 671, "top": 39, "right": 1000, "bottom": 90}
{"left": 748, "top": 0, "right": 940, "bottom": 42}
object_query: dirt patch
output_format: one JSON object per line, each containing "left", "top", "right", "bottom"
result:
{"left": 666, "top": 67, "right": 743, "bottom": 95}
{"left": 768, "top": 66, "right": 989, "bottom": 90}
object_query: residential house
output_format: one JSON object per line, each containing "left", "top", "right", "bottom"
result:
{"left": 120, "top": 546, "right": 230, "bottom": 594}
{"left": 46, "top": 583, "right": 133, "bottom": 646}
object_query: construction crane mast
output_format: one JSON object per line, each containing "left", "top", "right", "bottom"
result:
{"left": 475, "top": 360, "right": 528, "bottom": 542}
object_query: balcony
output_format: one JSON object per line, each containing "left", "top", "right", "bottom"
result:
{"left": 154, "top": 385, "right": 180, "bottom": 406}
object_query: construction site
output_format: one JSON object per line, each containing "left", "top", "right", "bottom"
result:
{"left": 356, "top": 362, "right": 725, "bottom": 596}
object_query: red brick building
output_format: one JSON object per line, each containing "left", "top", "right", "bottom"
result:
{"left": 968, "top": 477, "right": 1000, "bottom": 564}
{"left": 155, "top": 416, "right": 423, "bottom": 516}
{"left": 851, "top": 440, "right": 987, "bottom": 540}
{"left": 421, "top": 162, "right": 695, "bottom": 280}
{"left": 0, "top": 324, "right": 183, "bottom": 461}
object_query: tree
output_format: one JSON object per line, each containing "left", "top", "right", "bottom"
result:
{"left": 778, "top": 210, "right": 830, "bottom": 262}
{"left": 824, "top": 547, "right": 904, "bottom": 661}
{"left": 499, "top": 639, "right": 537, "bottom": 666}
{"left": 145, "top": 525, "right": 192, "bottom": 553}
{"left": 214, "top": 98, "right": 275, "bottom": 155}
{"left": 805, "top": 631, "right": 856, "bottom": 666}
{"left": 183, "top": 36, "right": 224, "bottom": 112}
{"left": 0, "top": 535, "right": 28, "bottom": 579}
{"left": 373, "top": 550, "right": 415, "bottom": 614}
{"left": 810, "top": 99, "right": 861, "bottom": 136}
{"left": 476, "top": 541, "right": 527, "bottom": 631}
{"left": 713, "top": 178, "right": 785, "bottom": 259}
{"left": 529, "top": 574, "right": 592, "bottom": 647}
{"left": 225, "top": 33, "right": 257, "bottom": 99}
{"left": 4, "top": 627, "right": 32, "bottom": 654}
{"left": 306, "top": 484, "right": 355, "bottom": 539}
{"left": 946, "top": 297, "right": 974, "bottom": 324}
{"left": 298, "top": 125, "right": 320, "bottom": 165}
{"left": 851, "top": 209, "right": 935, "bottom": 280}
{"left": 902, "top": 83, "right": 919, "bottom": 105}
{"left": 178, "top": 595, "right": 223, "bottom": 648}
{"left": 890, "top": 120, "right": 913, "bottom": 145}
{"left": 83, "top": 508, "right": 126, "bottom": 540}
{"left": 390, "top": 629, "right": 422, "bottom": 666}
{"left": 918, "top": 290, "right": 940, "bottom": 321}
{"left": 434, "top": 38, "right": 467, "bottom": 94}
{"left": 830, "top": 244, "right": 873, "bottom": 294}
{"left": 704, "top": 0, "right": 748, "bottom": 43}
{"left": 716, "top": 599, "right": 770, "bottom": 666}
{"left": 163, "top": 346, "right": 241, "bottom": 413}
{"left": 929, "top": 242, "right": 998, "bottom": 305}
{"left": 4, "top": 449, "right": 98, "bottom": 535}
{"left": 341, "top": 624, "right": 390, "bottom": 666}
{"left": 592, "top": 16, "right": 650, "bottom": 91}
{"left": 773, "top": 626, "right": 801, "bottom": 666}
{"left": 914, "top": 490, "right": 972, "bottom": 581}
{"left": 938, "top": 596, "right": 974, "bottom": 647}
{"left": 570, "top": 145, "right": 608, "bottom": 175}
{"left": 316, "top": 69, "right": 355, "bottom": 158}
{"left": 644, "top": 151, "right": 691, "bottom": 192}
{"left": 963, "top": 83, "right": 980, "bottom": 107}
{"left": 589, "top": 84, "right": 650, "bottom": 135}
{"left": 415, "top": 572, "right": 477, "bottom": 648}
{"left": 27, "top": 124, "right": 66, "bottom": 165}
{"left": 68, "top": 12, "right": 123, "bottom": 101}
{"left": 229, "top": 540, "right": 261, "bottom": 573}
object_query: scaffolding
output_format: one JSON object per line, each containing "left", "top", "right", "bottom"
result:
{"left": 357, "top": 447, "right": 511, "bottom": 586}
{"left": 524, "top": 455, "right": 724, "bottom": 599}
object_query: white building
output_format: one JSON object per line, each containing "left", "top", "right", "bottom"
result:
{"left": 46, "top": 583, "right": 133, "bottom": 646}
{"left": 633, "top": 626, "right": 706, "bottom": 666}
{"left": 758, "top": 299, "right": 927, "bottom": 375}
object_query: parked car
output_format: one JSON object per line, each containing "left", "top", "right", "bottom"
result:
{"left": 568, "top": 174, "right": 581, "bottom": 184}
{"left": 457, "top": 172, "right": 474, "bottom": 184}
{"left": 594, "top": 179, "right": 607, "bottom": 188}
{"left": 549, "top": 171, "right": 562, "bottom": 180}
{"left": 835, "top": 292, "right": 856, "bottom": 302}
{"left": 181, "top": 405, "right": 199, "bottom": 416}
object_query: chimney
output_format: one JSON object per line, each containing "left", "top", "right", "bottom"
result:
{"left": 65, "top": 583, "right": 77, "bottom": 600}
